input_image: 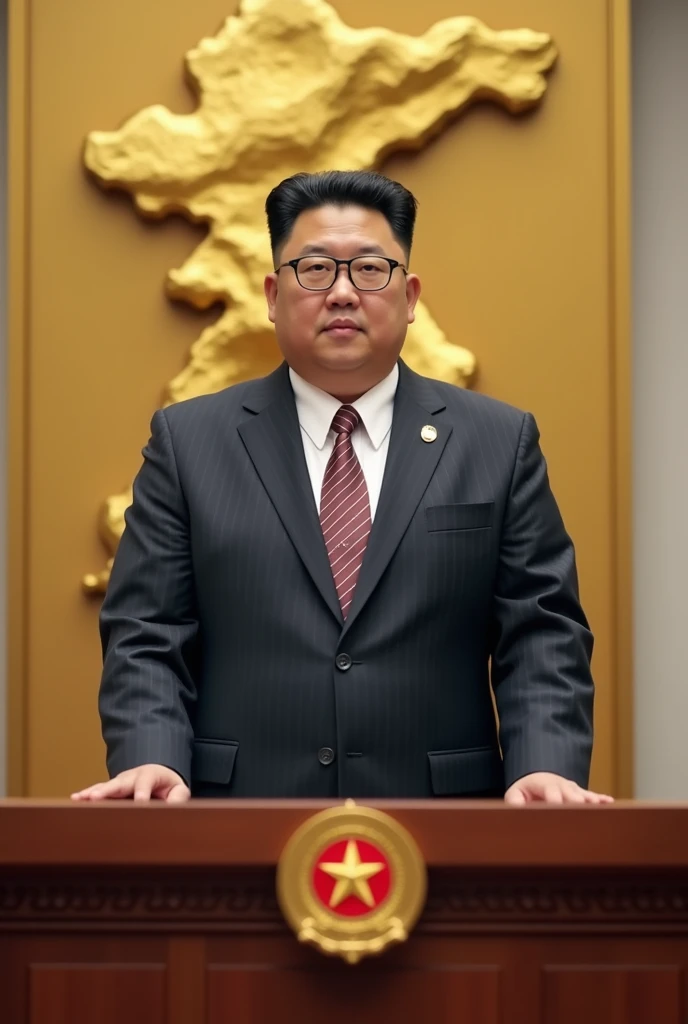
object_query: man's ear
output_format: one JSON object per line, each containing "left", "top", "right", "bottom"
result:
{"left": 405, "top": 274, "right": 421, "bottom": 324}
{"left": 264, "top": 273, "right": 278, "bottom": 324}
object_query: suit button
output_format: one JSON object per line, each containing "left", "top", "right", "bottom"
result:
{"left": 336, "top": 653, "right": 352, "bottom": 671}
{"left": 318, "top": 747, "right": 335, "bottom": 766}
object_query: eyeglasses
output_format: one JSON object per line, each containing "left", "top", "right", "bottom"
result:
{"left": 275, "top": 255, "right": 407, "bottom": 292}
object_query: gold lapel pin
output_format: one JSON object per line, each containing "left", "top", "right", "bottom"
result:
{"left": 420, "top": 425, "right": 438, "bottom": 443}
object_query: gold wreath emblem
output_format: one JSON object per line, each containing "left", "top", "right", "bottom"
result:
{"left": 276, "top": 799, "right": 427, "bottom": 964}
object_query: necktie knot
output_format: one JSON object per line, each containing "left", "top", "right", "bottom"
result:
{"left": 331, "top": 405, "right": 360, "bottom": 437}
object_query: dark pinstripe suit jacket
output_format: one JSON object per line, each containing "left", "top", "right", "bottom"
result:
{"left": 99, "top": 359, "right": 594, "bottom": 798}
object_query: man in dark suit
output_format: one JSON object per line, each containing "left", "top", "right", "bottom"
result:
{"left": 72, "top": 170, "right": 612, "bottom": 806}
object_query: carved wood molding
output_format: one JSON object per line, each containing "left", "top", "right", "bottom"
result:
{"left": 425, "top": 872, "right": 688, "bottom": 924}
{"left": 3, "top": 869, "right": 688, "bottom": 933}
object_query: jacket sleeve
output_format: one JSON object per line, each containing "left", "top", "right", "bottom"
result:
{"left": 490, "top": 412, "right": 594, "bottom": 788}
{"left": 98, "top": 409, "right": 199, "bottom": 784}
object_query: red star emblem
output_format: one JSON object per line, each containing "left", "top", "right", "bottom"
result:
{"left": 312, "top": 838, "right": 392, "bottom": 917}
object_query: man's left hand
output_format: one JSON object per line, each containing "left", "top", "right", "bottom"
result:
{"left": 504, "top": 772, "right": 614, "bottom": 805}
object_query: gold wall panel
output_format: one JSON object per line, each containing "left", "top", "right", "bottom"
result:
{"left": 82, "top": 0, "right": 557, "bottom": 588}
{"left": 7, "top": 0, "right": 631, "bottom": 798}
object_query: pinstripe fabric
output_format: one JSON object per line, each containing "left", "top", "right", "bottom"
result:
{"left": 98, "top": 360, "right": 594, "bottom": 798}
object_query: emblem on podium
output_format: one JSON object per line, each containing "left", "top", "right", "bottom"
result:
{"left": 277, "top": 800, "right": 427, "bottom": 964}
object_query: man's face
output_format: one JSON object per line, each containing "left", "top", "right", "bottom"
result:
{"left": 264, "top": 204, "right": 421, "bottom": 398}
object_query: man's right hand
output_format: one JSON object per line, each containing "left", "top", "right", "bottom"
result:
{"left": 70, "top": 764, "right": 190, "bottom": 803}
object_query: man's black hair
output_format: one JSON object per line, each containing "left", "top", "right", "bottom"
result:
{"left": 265, "top": 170, "right": 418, "bottom": 263}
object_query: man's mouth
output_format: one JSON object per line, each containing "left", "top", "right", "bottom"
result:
{"left": 323, "top": 319, "right": 361, "bottom": 335}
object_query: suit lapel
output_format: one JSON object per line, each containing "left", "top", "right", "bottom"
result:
{"left": 237, "top": 364, "right": 342, "bottom": 624}
{"left": 341, "top": 362, "right": 452, "bottom": 636}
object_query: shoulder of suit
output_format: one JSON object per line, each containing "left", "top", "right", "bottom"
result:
{"left": 158, "top": 377, "right": 258, "bottom": 426}
{"left": 412, "top": 372, "right": 530, "bottom": 428}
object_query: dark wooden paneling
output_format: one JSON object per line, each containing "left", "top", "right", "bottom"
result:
{"left": 206, "top": 965, "right": 501, "bottom": 1024}
{"left": 4, "top": 805, "right": 688, "bottom": 1024}
{"left": 168, "top": 939, "right": 206, "bottom": 1024}
{"left": 28, "top": 965, "right": 166, "bottom": 1024}
{"left": 543, "top": 966, "right": 683, "bottom": 1024}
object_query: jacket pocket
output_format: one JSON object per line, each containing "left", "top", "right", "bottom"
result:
{"left": 425, "top": 502, "right": 494, "bottom": 533}
{"left": 428, "top": 746, "right": 504, "bottom": 796}
{"left": 192, "top": 738, "right": 238, "bottom": 784}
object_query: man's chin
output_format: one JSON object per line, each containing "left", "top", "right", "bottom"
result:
{"left": 315, "top": 337, "right": 370, "bottom": 371}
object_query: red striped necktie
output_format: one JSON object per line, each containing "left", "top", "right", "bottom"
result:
{"left": 319, "top": 405, "right": 372, "bottom": 619}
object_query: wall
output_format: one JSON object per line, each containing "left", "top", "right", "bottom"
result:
{"left": 632, "top": 0, "right": 688, "bottom": 798}
{"left": 7, "top": 0, "right": 688, "bottom": 800}
{"left": 6, "top": 0, "right": 629, "bottom": 796}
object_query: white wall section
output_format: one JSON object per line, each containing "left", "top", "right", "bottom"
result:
{"left": 632, "top": 0, "right": 688, "bottom": 797}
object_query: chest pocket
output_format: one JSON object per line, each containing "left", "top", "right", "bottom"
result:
{"left": 425, "top": 502, "right": 494, "bottom": 532}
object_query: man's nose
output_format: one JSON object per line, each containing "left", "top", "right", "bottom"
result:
{"left": 326, "top": 266, "right": 360, "bottom": 305}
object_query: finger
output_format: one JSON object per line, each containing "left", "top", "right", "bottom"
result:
{"left": 504, "top": 786, "right": 527, "bottom": 805}
{"left": 133, "top": 773, "right": 155, "bottom": 802}
{"left": 561, "top": 784, "right": 586, "bottom": 804}
{"left": 544, "top": 784, "right": 564, "bottom": 804}
{"left": 583, "top": 790, "right": 615, "bottom": 804}
{"left": 165, "top": 784, "right": 191, "bottom": 804}
{"left": 71, "top": 777, "right": 136, "bottom": 801}
{"left": 70, "top": 784, "right": 109, "bottom": 800}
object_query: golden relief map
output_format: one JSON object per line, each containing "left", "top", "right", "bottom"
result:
{"left": 82, "top": 0, "right": 556, "bottom": 592}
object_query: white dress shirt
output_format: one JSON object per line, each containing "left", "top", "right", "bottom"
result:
{"left": 289, "top": 363, "right": 399, "bottom": 521}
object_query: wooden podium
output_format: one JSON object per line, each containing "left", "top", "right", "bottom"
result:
{"left": 2, "top": 801, "right": 687, "bottom": 1024}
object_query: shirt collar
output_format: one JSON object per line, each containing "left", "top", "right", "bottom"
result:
{"left": 289, "top": 363, "right": 399, "bottom": 451}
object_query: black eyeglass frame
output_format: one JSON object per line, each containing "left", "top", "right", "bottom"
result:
{"left": 275, "top": 255, "right": 408, "bottom": 292}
